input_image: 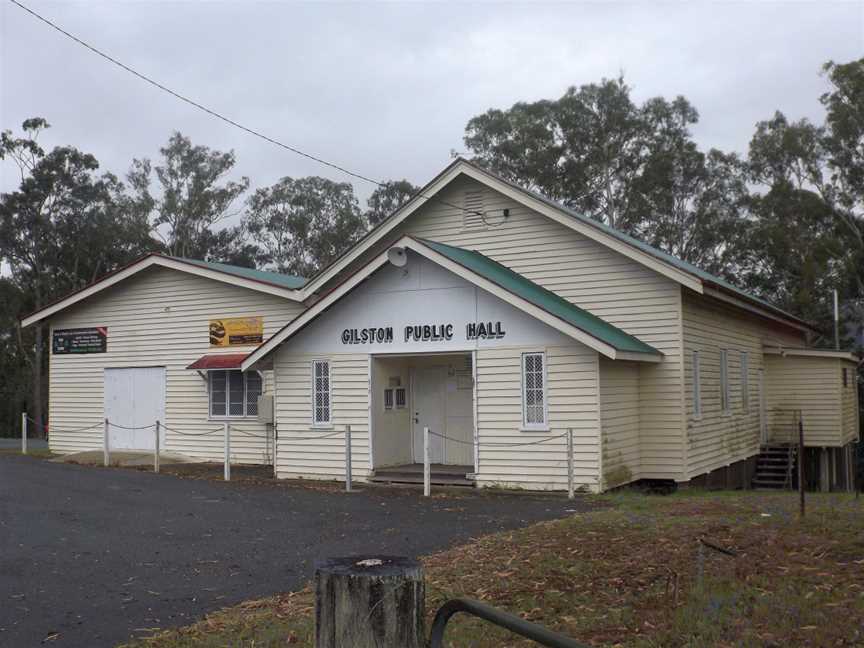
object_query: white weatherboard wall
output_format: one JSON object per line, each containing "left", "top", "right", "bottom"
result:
{"left": 273, "top": 252, "right": 603, "bottom": 490}
{"left": 764, "top": 355, "right": 846, "bottom": 447}
{"left": 394, "top": 176, "right": 684, "bottom": 481}
{"left": 47, "top": 267, "right": 304, "bottom": 462}
{"left": 600, "top": 359, "right": 640, "bottom": 489}
{"left": 841, "top": 360, "right": 860, "bottom": 445}
{"left": 682, "top": 293, "right": 806, "bottom": 479}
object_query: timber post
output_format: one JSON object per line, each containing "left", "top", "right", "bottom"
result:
{"left": 345, "top": 424, "right": 352, "bottom": 492}
{"left": 314, "top": 556, "right": 425, "bottom": 648}
{"left": 798, "top": 411, "right": 805, "bottom": 518}
{"left": 21, "top": 412, "right": 27, "bottom": 455}
{"left": 154, "top": 420, "right": 160, "bottom": 473}
{"left": 103, "top": 418, "right": 110, "bottom": 467}
{"left": 567, "top": 427, "right": 574, "bottom": 499}
{"left": 224, "top": 421, "right": 231, "bottom": 481}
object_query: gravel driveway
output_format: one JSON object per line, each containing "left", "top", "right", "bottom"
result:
{"left": 0, "top": 455, "right": 591, "bottom": 647}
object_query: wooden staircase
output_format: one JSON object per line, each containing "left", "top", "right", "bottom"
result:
{"left": 752, "top": 444, "right": 797, "bottom": 490}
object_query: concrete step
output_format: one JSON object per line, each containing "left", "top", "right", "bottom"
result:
{"left": 368, "top": 470, "right": 474, "bottom": 487}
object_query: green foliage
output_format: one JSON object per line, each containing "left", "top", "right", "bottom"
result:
{"left": 244, "top": 176, "right": 366, "bottom": 277}
{"left": 127, "top": 132, "right": 250, "bottom": 260}
{"left": 464, "top": 61, "right": 864, "bottom": 353}
{"left": 0, "top": 118, "right": 156, "bottom": 431}
{"left": 365, "top": 179, "right": 419, "bottom": 227}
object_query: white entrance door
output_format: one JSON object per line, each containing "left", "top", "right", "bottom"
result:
{"left": 104, "top": 367, "right": 166, "bottom": 450}
{"left": 413, "top": 367, "right": 445, "bottom": 464}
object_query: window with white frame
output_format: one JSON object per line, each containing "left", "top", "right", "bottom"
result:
{"left": 692, "top": 350, "right": 702, "bottom": 419}
{"left": 522, "top": 352, "right": 547, "bottom": 428}
{"left": 720, "top": 349, "right": 730, "bottom": 414}
{"left": 209, "top": 370, "right": 262, "bottom": 418}
{"left": 740, "top": 351, "right": 749, "bottom": 412}
{"left": 312, "top": 360, "right": 331, "bottom": 426}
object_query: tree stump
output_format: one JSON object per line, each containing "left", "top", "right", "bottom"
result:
{"left": 314, "top": 556, "right": 425, "bottom": 648}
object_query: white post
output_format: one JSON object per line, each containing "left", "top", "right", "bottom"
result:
{"left": 345, "top": 424, "right": 353, "bottom": 492}
{"left": 423, "top": 426, "right": 431, "bottom": 497}
{"left": 272, "top": 424, "right": 278, "bottom": 480}
{"left": 567, "top": 427, "right": 574, "bottom": 500}
{"left": 21, "top": 412, "right": 27, "bottom": 455}
{"left": 224, "top": 421, "right": 231, "bottom": 481}
{"left": 154, "top": 420, "right": 161, "bottom": 474}
{"left": 103, "top": 418, "right": 110, "bottom": 467}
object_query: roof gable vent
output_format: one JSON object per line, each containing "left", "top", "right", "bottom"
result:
{"left": 462, "top": 189, "right": 485, "bottom": 230}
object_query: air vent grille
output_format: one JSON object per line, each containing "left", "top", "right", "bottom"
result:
{"left": 462, "top": 190, "right": 485, "bottom": 230}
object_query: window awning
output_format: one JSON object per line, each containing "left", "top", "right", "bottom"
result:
{"left": 186, "top": 353, "right": 250, "bottom": 370}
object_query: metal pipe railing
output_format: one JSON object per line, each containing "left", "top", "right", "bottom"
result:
{"left": 429, "top": 597, "right": 589, "bottom": 648}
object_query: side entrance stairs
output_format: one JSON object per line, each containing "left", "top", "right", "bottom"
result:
{"left": 752, "top": 444, "right": 797, "bottom": 490}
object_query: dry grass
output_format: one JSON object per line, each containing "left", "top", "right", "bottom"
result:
{"left": 121, "top": 490, "right": 864, "bottom": 648}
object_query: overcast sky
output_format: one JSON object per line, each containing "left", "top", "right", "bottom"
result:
{"left": 1, "top": 0, "right": 862, "bottom": 205}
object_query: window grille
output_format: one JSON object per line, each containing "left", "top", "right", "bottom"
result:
{"left": 313, "top": 360, "right": 331, "bottom": 425}
{"left": 209, "top": 370, "right": 262, "bottom": 418}
{"left": 522, "top": 352, "right": 546, "bottom": 427}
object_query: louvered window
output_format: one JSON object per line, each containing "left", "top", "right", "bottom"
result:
{"left": 462, "top": 189, "right": 485, "bottom": 230}
{"left": 312, "top": 360, "right": 331, "bottom": 426}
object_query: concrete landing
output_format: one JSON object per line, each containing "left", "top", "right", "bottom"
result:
{"left": 51, "top": 450, "right": 198, "bottom": 467}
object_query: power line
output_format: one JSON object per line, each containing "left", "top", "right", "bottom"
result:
{"left": 8, "top": 0, "right": 500, "bottom": 223}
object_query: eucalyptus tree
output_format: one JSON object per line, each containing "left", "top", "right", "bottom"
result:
{"left": 127, "top": 132, "right": 250, "bottom": 260}
{"left": 365, "top": 179, "right": 419, "bottom": 227}
{"left": 0, "top": 118, "right": 153, "bottom": 429}
{"left": 245, "top": 176, "right": 366, "bottom": 278}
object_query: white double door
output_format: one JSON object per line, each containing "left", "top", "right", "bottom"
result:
{"left": 104, "top": 367, "right": 166, "bottom": 450}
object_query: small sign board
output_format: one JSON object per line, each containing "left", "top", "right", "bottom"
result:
{"left": 52, "top": 327, "right": 108, "bottom": 354}
{"left": 210, "top": 316, "right": 264, "bottom": 347}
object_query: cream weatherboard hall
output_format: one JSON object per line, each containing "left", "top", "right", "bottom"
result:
{"left": 22, "top": 159, "right": 860, "bottom": 492}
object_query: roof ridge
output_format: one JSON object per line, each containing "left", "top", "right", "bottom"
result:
{"left": 168, "top": 256, "right": 307, "bottom": 289}
{"left": 457, "top": 159, "right": 810, "bottom": 329}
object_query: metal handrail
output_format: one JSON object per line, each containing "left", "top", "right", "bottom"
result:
{"left": 429, "top": 598, "right": 590, "bottom": 648}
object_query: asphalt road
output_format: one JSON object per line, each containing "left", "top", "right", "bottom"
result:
{"left": 0, "top": 439, "right": 47, "bottom": 450}
{"left": 0, "top": 455, "right": 590, "bottom": 647}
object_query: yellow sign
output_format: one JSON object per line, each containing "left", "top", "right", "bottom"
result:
{"left": 209, "top": 317, "right": 264, "bottom": 347}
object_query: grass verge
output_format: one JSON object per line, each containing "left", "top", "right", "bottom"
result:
{"left": 123, "top": 490, "right": 864, "bottom": 647}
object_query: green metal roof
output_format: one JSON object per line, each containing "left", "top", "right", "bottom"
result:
{"left": 462, "top": 159, "right": 811, "bottom": 329}
{"left": 417, "top": 238, "right": 660, "bottom": 357}
{"left": 170, "top": 257, "right": 306, "bottom": 290}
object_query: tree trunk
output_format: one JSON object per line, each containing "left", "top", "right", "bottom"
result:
{"left": 314, "top": 556, "right": 425, "bottom": 648}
